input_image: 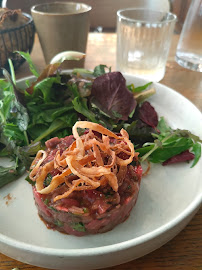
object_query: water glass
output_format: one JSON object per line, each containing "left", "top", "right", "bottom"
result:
{"left": 116, "top": 9, "right": 177, "bottom": 82}
{"left": 175, "top": 0, "right": 202, "bottom": 72}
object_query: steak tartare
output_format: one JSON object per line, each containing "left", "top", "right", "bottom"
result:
{"left": 29, "top": 121, "right": 142, "bottom": 236}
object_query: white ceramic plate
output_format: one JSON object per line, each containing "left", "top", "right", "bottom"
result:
{"left": 0, "top": 74, "right": 202, "bottom": 270}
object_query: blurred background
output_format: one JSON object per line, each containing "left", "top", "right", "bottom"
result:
{"left": 1, "top": 0, "right": 191, "bottom": 33}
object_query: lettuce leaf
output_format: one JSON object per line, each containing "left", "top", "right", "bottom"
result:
{"left": 91, "top": 72, "right": 136, "bottom": 120}
{"left": 16, "top": 51, "right": 39, "bottom": 77}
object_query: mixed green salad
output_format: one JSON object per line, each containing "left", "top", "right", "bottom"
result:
{"left": 0, "top": 52, "right": 201, "bottom": 188}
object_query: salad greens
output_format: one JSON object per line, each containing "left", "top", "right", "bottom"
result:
{"left": 0, "top": 52, "right": 201, "bottom": 189}
{"left": 137, "top": 118, "right": 201, "bottom": 164}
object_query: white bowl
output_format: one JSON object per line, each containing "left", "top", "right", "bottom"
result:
{"left": 0, "top": 74, "right": 201, "bottom": 269}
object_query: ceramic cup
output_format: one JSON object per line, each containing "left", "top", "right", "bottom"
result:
{"left": 31, "top": 2, "right": 91, "bottom": 68}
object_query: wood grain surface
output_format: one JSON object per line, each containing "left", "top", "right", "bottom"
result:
{"left": 0, "top": 33, "right": 202, "bottom": 270}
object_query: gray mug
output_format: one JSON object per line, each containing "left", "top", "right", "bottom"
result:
{"left": 31, "top": 2, "right": 92, "bottom": 68}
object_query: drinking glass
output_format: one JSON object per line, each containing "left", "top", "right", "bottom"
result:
{"left": 175, "top": 0, "right": 202, "bottom": 72}
{"left": 31, "top": 2, "right": 91, "bottom": 68}
{"left": 116, "top": 9, "right": 177, "bottom": 82}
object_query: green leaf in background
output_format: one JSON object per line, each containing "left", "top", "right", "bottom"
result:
{"left": 191, "top": 142, "right": 201, "bottom": 168}
{"left": 0, "top": 93, "right": 14, "bottom": 124}
{"left": 157, "top": 117, "right": 172, "bottom": 135}
{"left": 125, "top": 120, "right": 156, "bottom": 147}
{"left": 111, "top": 110, "right": 122, "bottom": 119}
{"left": 175, "top": 129, "right": 202, "bottom": 144}
{"left": 33, "top": 119, "right": 65, "bottom": 143}
{"left": 148, "top": 136, "right": 194, "bottom": 163}
{"left": 0, "top": 161, "right": 25, "bottom": 189}
{"left": 8, "top": 59, "right": 16, "bottom": 85}
{"left": 139, "top": 116, "right": 202, "bottom": 166}
{"left": 127, "top": 82, "right": 152, "bottom": 93}
{"left": 93, "top": 64, "right": 111, "bottom": 77}
{"left": 0, "top": 85, "right": 28, "bottom": 133}
{"left": 33, "top": 112, "right": 77, "bottom": 143}
{"left": 72, "top": 68, "right": 93, "bottom": 75}
{"left": 0, "top": 79, "right": 15, "bottom": 125}
{"left": 68, "top": 82, "right": 80, "bottom": 98}
{"left": 16, "top": 141, "right": 43, "bottom": 169}
{"left": 46, "top": 105, "right": 74, "bottom": 121}
{"left": 129, "top": 108, "right": 135, "bottom": 118}
{"left": 11, "top": 100, "right": 29, "bottom": 132}
{"left": 33, "top": 76, "right": 61, "bottom": 102}
{"left": 0, "top": 129, "right": 18, "bottom": 155}
{"left": 0, "top": 146, "right": 12, "bottom": 157}
{"left": 27, "top": 123, "right": 49, "bottom": 140}
{"left": 127, "top": 83, "right": 135, "bottom": 92}
{"left": 136, "top": 145, "right": 154, "bottom": 157}
{"left": 16, "top": 51, "right": 39, "bottom": 77}
{"left": 25, "top": 79, "right": 31, "bottom": 87}
{"left": 72, "top": 96, "right": 98, "bottom": 123}
{"left": 31, "top": 104, "right": 74, "bottom": 124}
{"left": 3, "top": 123, "right": 27, "bottom": 146}
{"left": 0, "top": 79, "right": 13, "bottom": 99}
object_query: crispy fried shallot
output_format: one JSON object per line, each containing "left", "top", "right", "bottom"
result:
{"left": 30, "top": 121, "right": 138, "bottom": 202}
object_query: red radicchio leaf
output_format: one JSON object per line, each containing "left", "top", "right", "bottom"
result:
{"left": 162, "top": 150, "right": 195, "bottom": 166}
{"left": 91, "top": 72, "right": 136, "bottom": 120}
{"left": 138, "top": 101, "right": 158, "bottom": 128}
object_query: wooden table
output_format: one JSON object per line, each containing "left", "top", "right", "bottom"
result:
{"left": 1, "top": 33, "right": 202, "bottom": 270}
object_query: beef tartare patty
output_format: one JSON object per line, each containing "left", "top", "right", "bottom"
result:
{"left": 29, "top": 121, "right": 142, "bottom": 236}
